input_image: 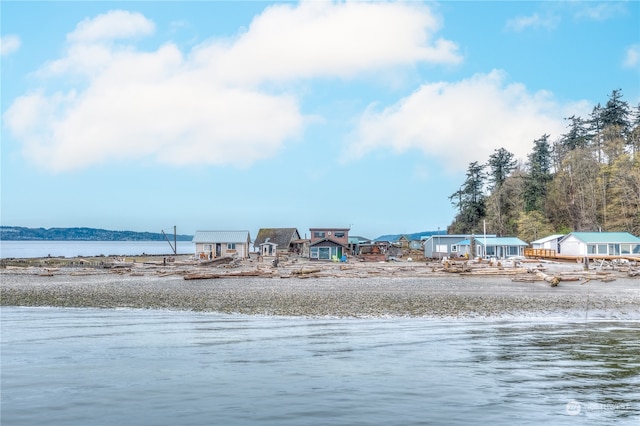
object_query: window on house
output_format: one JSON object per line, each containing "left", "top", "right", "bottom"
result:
{"left": 227, "top": 243, "right": 236, "bottom": 250}
{"left": 597, "top": 244, "right": 607, "bottom": 255}
{"left": 451, "top": 245, "right": 458, "bottom": 252}
{"left": 314, "top": 231, "right": 325, "bottom": 238}
{"left": 587, "top": 245, "right": 596, "bottom": 254}
{"left": 621, "top": 244, "right": 631, "bottom": 255}
{"left": 334, "top": 232, "right": 345, "bottom": 238}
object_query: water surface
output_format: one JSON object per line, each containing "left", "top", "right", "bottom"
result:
{"left": 1, "top": 307, "right": 638, "bottom": 425}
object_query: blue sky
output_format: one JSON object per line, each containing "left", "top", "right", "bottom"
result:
{"left": 2, "top": 1, "right": 639, "bottom": 240}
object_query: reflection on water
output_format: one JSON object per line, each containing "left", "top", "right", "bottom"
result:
{"left": 1, "top": 307, "right": 638, "bottom": 425}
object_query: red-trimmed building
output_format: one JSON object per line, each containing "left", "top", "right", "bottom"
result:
{"left": 309, "top": 227, "right": 350, "bottom": 261}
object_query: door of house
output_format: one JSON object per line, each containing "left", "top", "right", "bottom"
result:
{"left": 216, "top": 243, "right": 222, "bottom": 257}
{"left": 319, "top": 247, "right": 330, "bottom": 260}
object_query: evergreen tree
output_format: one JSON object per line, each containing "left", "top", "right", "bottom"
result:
{"left": 449, "top": 161, "right": 486, "bottom": 233}
{"left": 524, "top": 135, "right": 553, "bottom": 212}
{"left": 561, "top": 115, "right": 590, "bottom": 151}
{"left": 487, "top": 147, "right": 517, "bottom": 190}
{"left": 600, "top": 89, "right": 630, "bottom": 132}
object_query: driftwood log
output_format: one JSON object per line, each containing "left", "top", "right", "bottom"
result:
{"left": 184, "top": 270, "right": 271, "bottom": 280}
{"left": 291, "top": 268, "right": 322, "bottom": 276}
{"left": 197, "top": 257, "right": 235, "bottom": 267}
{"left": 533, "top": 270, "right": 561, "bottom": 287}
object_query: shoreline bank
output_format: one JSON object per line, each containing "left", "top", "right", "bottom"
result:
{"left": 2, "top": 268, "right": 638, "bottom": 319}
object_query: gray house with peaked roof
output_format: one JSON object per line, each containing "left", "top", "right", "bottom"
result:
{"left": 458, "top": 237, "right": 528, "bottom": 259}
{"left": 193, "top": 230, "right": 251, "bottom": 260}
{"left": 254, "top": 228, "right": 302, "bottom": 255}
{"left": 423, "top": 234, "right": 496, "bottom": 258}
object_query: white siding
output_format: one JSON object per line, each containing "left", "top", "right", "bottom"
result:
{"left": 195, "top": 242, "right": 249, "bottom": 259}
{"left": 559, "top": 235, "right": 585, "bottom": 256}
{"left": 532, "top": 240, "right": 556, "bottom": 250}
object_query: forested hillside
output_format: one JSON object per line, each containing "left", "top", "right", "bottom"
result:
{"left": 0, "top": 226, "right": 193, "bottom": 241}
{"left": 448, "top": 89, "right": 640, "bottom": 242}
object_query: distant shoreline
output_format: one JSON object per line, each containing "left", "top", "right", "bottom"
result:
{"left": 0, "top": 226, "right": 193, "bottom": 242}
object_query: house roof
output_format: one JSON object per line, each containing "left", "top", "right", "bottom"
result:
{"left": 459, "top": 237, "right": 528, "bottom": 246}
{"left": 531, "top": 234, "right": 565, "bottom": 245}
{"left": 561, "top": 232, "right": 640, "bottom": 244}
{"left": 423, "top": 234, "right": 496, "bottom": 243}
{"left": 254, "top": 228, "right": 300, "bottom": 248}
{"left": 309, "top": 238, "right": 348, "bottom": 248}
{"left": 192, "top": 231, "right": 251, "bottom": 243}
{"left": 348, "top": 235, "right": 371, "bottom": 244}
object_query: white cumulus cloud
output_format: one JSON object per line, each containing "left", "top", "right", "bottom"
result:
{"left": 1, "top": 34, "right": 21, "bottom": 56}
{"left": 345, "top": 70, "right": 576, "bottom": 171}
{"left": 4, "top": 3, "right": 460, "bottom": 172}
{"left": 67, "top": 10, "right": 155, "bottom": 43}
{"left": 505, "top": 13, "right": 560, "bottom": 32}
{"left": 191, "top": 1, "right": 461, "bottom": 84}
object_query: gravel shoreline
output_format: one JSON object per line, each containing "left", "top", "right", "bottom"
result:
{"left": 2, "top": 270, "right": 639, "bottom": 319}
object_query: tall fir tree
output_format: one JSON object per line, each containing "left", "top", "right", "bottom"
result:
{"left": 449, "top": 161, "right": 486, "bottom": 234}
{"left": 524, "top": 135, "right": 553, "bottom": 212}
{"left": 487, "top": 147, "right": 517, "bottom": 190}
{"left": 600, "top": 89, "right": 630, "bottom": 132}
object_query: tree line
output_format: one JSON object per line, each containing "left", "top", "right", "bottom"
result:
{"left": 448, "top": 89, "right": 640, "bottom": 242}
{"left": 0, "top": 226, "right": 194, "bottom": 241}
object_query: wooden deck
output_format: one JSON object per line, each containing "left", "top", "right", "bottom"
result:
{"left": 524, "top": 248, "right": 640, "bottom": 262}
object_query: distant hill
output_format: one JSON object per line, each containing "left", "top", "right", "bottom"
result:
{"left": 374, "top": 230, "right": 446, "bottom": 242}
{"left": 0, "top": 226, "right": 193, "bottom": 241}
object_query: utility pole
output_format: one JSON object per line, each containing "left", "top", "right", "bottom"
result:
{"left": 161, "top": 226, "right": 177, "bottom": 255}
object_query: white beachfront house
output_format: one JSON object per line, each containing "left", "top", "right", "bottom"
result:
{"left": 558, "top": 232, "right": 640, "bottom": 257}
{"left": 192, "top": 230, "right": 251, "bottom": 260}
{"left": 457, "top": 236, "right": 528, "bottom": 259}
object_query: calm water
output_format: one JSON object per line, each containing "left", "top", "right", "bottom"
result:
{"left": 1, "top": 307, "right": 638, "bottom": 425}
{"left": 0, "top": 240, "right": 193, "bottom": 259}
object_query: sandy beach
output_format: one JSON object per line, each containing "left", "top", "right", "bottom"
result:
{"left": 2, "top": 256, "right": 639, "bottom": 319}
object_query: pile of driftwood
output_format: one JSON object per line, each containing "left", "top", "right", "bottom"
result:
{"left": 184, "top": 270, "right": 274, "bottom": 280}
{"left": 511, "top": 268, "right": 633, "bottom": 287}
{"left": 436, "top": 258, "right": 640, "bottom": 287}
{"left": 436, "top": 259, "right": 528, "bottom": 275}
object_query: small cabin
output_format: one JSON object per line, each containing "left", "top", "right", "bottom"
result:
{"left": 192, "top": 230, "right": 251, "bottom": 260}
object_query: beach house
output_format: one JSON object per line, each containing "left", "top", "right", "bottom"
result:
{"left": 309, "top": 227, "right": 350, "bottom": 261}
{"left": 423, "top": 234, "right": 496, "bottom": 259}
{"left": 457, "top": 236, "right": 528, "bottom": 259}
{"left": 558, "top": 232, "right": 640, "bottom": 258}
{"left": 254, "top": 228, "right": 302, "bottom": 256}
{"left": 192, "top": 230, "right": 251, "bottom": 260}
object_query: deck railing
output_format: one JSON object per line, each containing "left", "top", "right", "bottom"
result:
{"left": 524, "top": 248, "right": 556, "bottom": 258}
